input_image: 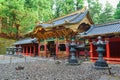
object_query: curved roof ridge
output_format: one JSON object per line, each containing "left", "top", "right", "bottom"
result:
{"left": 69, "top": 10, "right": 88, "bottom": 23}
{"left": 69, "top": 10, "right": 88, "bottom": 22}
{"left": 36, "top": 9, "right": 88, "bottom": 28}
{"left": 47, "top": 7, "right": 87, "bottom": 23}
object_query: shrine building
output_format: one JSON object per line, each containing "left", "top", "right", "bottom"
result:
{"left": 14, "top": 8, "right": 93, "bottom": 58}
{"left": 13, "top": 38, "right": 38, "bottom": 56}
{"left": 13, "top": 8, "right": 120, "bottom": 64}
{"left": 80, "top": 21, "right": 120, "bottom": 64}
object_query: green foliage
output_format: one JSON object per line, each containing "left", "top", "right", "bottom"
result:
{"left": 2, "top": 27, "right": 17, "bottom": 34}
{"left": 114, "top": 1, "right": 120, "bottom": 19}
{"left": 0, "top": 0, "right": 24, "bottom": 36}
{"left": 87, "top": 0, "right": 102, "bottom": 24}
{"left": 98, "top": 1, "right": 114, "bottom": 23}
{"left": 53, "top": 0, "right": 83, "bottom": 18}
{"left": 76, "top": 0, "right": 84, "bottom": 10}
{"left": 87, "top": 0, "right": 114, "bottom": 24}
{"left": 0, "top": 0, "right": 54, "bottom": 35}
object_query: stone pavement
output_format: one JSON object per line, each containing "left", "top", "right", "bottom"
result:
{"left": 0, "top": 55, "right": 36, "bottom": 64}
{"left": 0, "top": 55, "right": 120, "bottom": 80}
{"left": 99, "top": 75, "right": 120, "bottom": 80}
{"left": 0, "top": 55, "right": 55, "bottom": 64}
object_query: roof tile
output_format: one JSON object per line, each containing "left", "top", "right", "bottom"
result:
{"left": 81, "top": 22, "right": 120, "bottom": 37}
{"left": 14, "top": 38, "right": 37, "bottom": 45}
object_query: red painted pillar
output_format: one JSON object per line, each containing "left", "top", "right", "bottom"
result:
{"left": 33, "top": 45, "right": 35, "bottom": 57}
{"left": 106, "top": 42, "right": 110, "bottom": 62}
{"left": 89, "top": 42, "right": 94, "bottom": 61}
{"left": 30, "top": 46, "right": 32, "bottom": 56}
{"left": 26, "top": 46, "right": 28, "bottom": 55}
{"left": 66, "top": 42, "right": 69, "bottom": 58}
{"left": 44, "top": 44, "right": 47, "bottom": 57}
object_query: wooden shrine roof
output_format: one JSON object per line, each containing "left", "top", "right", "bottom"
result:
{"left": 28, "top": 8, "right": 93, "bottom": 40}
{"left": 36, "top": 10, "right": 93, "bottom": 28}
{"left": 14, "top": 38, "right": 37, "bottom": 45}
{"left": 80, "top": 21, "right": 120, "bottom": 38}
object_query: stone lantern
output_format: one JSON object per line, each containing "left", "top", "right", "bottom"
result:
{"left": 18, "top": 45, "right": 22, "bottom": 56}
{"left": 6, "top": 47, "right": 9, "bottom": 55}
{"left": 68, "top": 38, "right": 78, "bottom": 65}
{"left": 9, "top": 47, "right": 13, "bottom": 55}
{"left": 93, "top": 36, "right": 108, "bottom": 69}
{"left": 13, "top": 46, "right": 17, "bottom": 55}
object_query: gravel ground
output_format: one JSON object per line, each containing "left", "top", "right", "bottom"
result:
{"left": 0, "top": 59, "right": 120, "bottom": 80}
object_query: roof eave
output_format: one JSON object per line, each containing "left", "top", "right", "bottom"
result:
{"left": 80, "top": 32, "right": 120, "bottom": 38}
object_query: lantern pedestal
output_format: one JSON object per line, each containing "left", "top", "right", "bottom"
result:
{"left": 68, "top": 39, "right": 79, "bottom": 65}
{"left": 93, "top": 36, "right": 108, "bottom": 69}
